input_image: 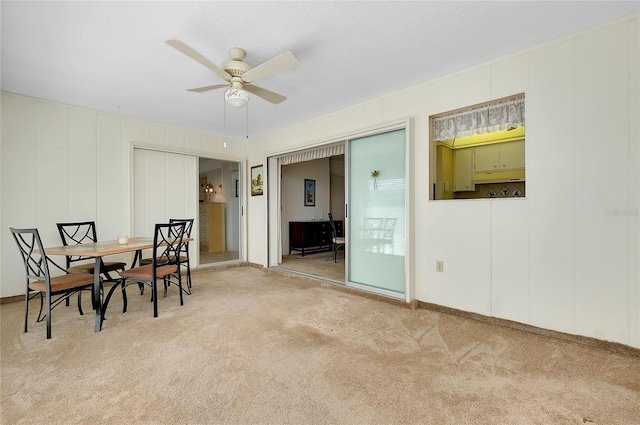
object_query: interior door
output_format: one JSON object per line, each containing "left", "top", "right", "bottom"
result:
{"left": 133, "top": 148, "right": 198, "bottom": 263}
{"left": 347, "top": 128, "right": 406, "bottom": 297}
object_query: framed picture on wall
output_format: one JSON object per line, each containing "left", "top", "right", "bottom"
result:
{"left": 251, "top": 165, "right": 264, "bottom": 196}
{"left": 304, "top": 179, "right": 316, "bottom": 206}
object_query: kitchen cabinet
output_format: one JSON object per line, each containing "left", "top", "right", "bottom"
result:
{"left": 474, "top": 140, "right": 525, "bottom": 172}
{"left": 453, "top": 148, "right": 475, "bottom": 192}
{"left": 199, "top": 202, "right": 225, "bottom": 252}
{"left": 474, "top": 144, "right": 500, "bottom": 172}
{"left": 498, "top": 140, "right": 525, "bottom": 170}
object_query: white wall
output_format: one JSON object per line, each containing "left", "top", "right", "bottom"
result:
{"left": 0, "top": 94, "right": 247, "bottom": 298}
{"left": 330, "top": 156, "right": 346, "bottom": 221}
{"left": 280, "top": 158, "right": 330, "bottom": 254}
{"left": 246, "top": 16, "right": 639, "bottom": 348}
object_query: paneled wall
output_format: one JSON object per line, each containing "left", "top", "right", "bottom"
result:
{"left": 0, "top": 94, "right": 246, "bottom": 298}
{"left": 133, "top": 148, "right": 198, "bottom": 264}
{"left": 247, "top": 16, "right": 639, "bottom": 347}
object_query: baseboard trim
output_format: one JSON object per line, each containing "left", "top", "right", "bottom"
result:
{"left": 417, "top": 300, "right": 640, "bottom": 358}
{"left": 192, "top": 261, "right": 251, "bottom": 272}
{"left": 0, "top": 295, "right": 23, "bottom": 305}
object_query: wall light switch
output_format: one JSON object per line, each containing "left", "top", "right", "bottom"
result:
{"left": 436, "top": 260, "right": 444, "bottom": 272}
{"left": 444, "top": 181, "right": 450, "bottom": 192}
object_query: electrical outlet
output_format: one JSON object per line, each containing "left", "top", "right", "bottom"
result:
{"left": 436, "top": 260, "right": 444, "bottom": 272}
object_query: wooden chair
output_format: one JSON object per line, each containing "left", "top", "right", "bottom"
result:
{"left": 116, "top": 222, "right": 186, "bottom": 318}
{"left": 139, "top": 218, "right": 194, "bottom": 294}
{"left": 10, "top": 227, "right": 98, "bottom": 339}
{"left": 327, "top": 213, "right": 345, "bottom": 263}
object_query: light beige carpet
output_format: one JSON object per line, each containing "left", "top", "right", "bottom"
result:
{"left": 1, "top": 266, "right": 639, "bottom": 424}
{"left": 280, "top": 251, "right": 345, "bottom": 282}
{"left": 200, "top": 250, "right": 240, "bottom": 265}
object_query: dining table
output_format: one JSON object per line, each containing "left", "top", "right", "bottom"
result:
{"left": 42, "top": 237, "right": 192, "bottom": 333}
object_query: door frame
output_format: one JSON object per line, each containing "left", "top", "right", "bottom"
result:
{"left": 265, "top": 118, "right": 413, "bottom": 302}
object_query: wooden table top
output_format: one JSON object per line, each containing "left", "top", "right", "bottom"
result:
{"left": 42, "top": 237, "right": 193, "bottom": 257}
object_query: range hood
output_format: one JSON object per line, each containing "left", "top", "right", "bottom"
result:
{"left": 473, "top": 169, "right": 525, "bottom": 184}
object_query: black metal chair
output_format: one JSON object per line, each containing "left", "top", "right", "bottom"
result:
{"left": 327, "top": 213, "right": 345, "bottom": 263}
{"left": 10, "top": 227, "right": 98, "bottom": 339}
{"left": 57, "top": 221, "right": 127, "bottom": 310}
{"left": 56, "top": 221, "right": 127, "bottom": 280}
{"left": 140, "top": 218, "right": 194, "bottom": 294}
{"left": 116, "top": 222, "right": 186, "bottom": 318}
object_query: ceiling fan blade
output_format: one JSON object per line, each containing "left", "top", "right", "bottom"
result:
{"left": 187, "top": 83, "right": 230, "bottom": 93}
{"left": 242, "top": 51, "right": 299, "bottom": 83}
{"left": 244, "top": 85, "right": 287, "bottom": 104}
{"left": 166, "top": 39, "right": 231, "bottom": 81}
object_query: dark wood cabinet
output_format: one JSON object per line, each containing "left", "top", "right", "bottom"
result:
{"left": 289, "top": 220, "right": 342, "bottom": 256}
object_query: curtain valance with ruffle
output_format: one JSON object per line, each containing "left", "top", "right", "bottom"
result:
{"left": 432, "top": 95, "right": 525, "bottom": 142}
{"left": 279, "top": 143, "right": 344, "bottom": 165}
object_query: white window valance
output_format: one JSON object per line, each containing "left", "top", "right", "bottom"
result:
{"left": 432, "top": 95, "right": 525, "bottom": 142}
{"left": 279, "top": 143, "right": 345, "bottom": 165}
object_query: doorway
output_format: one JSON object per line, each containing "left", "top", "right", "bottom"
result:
{"left": 278, "top": 154, "right": 346, "bottom": 282}
{"left": 267, "top": 124, "right": 408, "bottom": 299}
{"left": 198, "top": 157, "right": 242, "bottom": 265}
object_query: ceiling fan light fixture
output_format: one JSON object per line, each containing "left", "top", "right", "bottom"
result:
{"left": 225, "top": 88, "right": 249, "bottom": 107}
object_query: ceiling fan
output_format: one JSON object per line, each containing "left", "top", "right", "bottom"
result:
{"left": 166, "top": 39, "right": 299, "bottom": 107}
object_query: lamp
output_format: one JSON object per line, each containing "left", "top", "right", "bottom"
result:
{"left": 225, "top": 88, "right": 249, "bottom": 108}
{"left": 204, "top": 182, "right": 215, "bottom": 201}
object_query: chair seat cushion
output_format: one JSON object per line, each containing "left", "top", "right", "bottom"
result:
{"left": 68, "top": 261, "right": 127, "bottom": 274}
{"left": 29, "top": 273, "right": 97, "bottom": 293}
{"left": 120, "top": 264, "right": 178, "bottom": 280}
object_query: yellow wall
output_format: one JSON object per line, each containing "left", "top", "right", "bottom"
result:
{"left": 436, "top": 145, "right": 454, "bottom": 199}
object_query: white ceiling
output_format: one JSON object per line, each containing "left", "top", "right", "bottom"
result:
{"left": 2, "top": 1, "right": 638, "bottom": 139}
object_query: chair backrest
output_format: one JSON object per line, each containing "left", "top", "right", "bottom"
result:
{"left": 154, "top": 222, "right": 186, "bottom": 268}
{"left": 11, "top": 227, "right": 51, "bottom": 284}
{"left": 327, "top": 212, "right": 338, "bottom": 238}
{"left": 169, "top": 218, "right": 193, "bottom": 255}
{"left": 169, "top": 218, "right": 193, "bottom": 237}
{"left": 56, "top": 221, "right": 98, "bottom": 268}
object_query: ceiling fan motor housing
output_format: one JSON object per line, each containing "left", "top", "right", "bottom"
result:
{"left": 223, "top": 60, "right": 251, "bottom": 79}
{"left": 223, "top": 48, "right": 251, "bottom": 80}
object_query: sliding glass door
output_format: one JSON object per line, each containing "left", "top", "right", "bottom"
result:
{"left": 348, "top": 129, "right": 406, "bottom": 296}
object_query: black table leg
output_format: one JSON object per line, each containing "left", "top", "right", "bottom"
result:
{"left": 93, "top": 256, "right": 103, "bottom": 332}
